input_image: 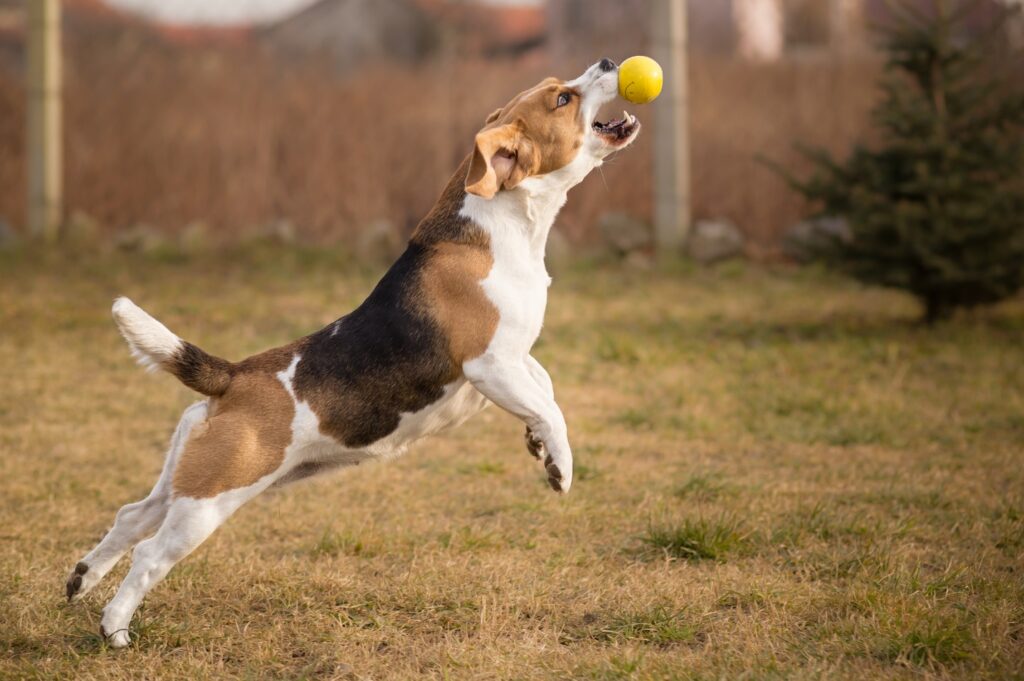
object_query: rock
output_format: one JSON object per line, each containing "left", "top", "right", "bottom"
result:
{"left": 180, "top": 221, "right": 211, "bottom": 253}
{"left": 687, "top": 219, "right": 744, "bottom": 263}
{"left": 260, "top": 218, "right": 297, "bottom": 245}
{"left": 0, "top": 217, "right": 17, "bottom": 247}
{"left": 115, "top": 224, "right": 167, "bottom": 254}
{"left": 782, "top": 216, "right": 851, "bottom": 263}
{"left": 624, "top": 251, "right": 655, "bottom": 269}
{"left": 65, "top": 211, "right": 100, "bottom": 245}
{"left": 598, "top": 212, "right": 652, "bottom": 255}
{"left": 355, "top": 219, "right": 404, "bottom": 262}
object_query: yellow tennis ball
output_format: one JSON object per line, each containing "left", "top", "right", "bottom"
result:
{"left": 618, "top": 56, "right": 663, "bottom": 105}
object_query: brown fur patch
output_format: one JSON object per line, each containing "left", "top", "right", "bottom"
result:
{"left": 168, "top": 342, "right": 235, "bottom": 396}
{"left": 172, "top": 370, "right": 295, "bottom": 498}
{"left": 419, "top": 240, "right": 499, "bottom": 365}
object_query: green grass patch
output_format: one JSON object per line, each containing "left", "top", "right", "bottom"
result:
{"left": 612, "top": 408, "right": 655, "bottom": 431}
{"left": 715, "top": 588, "right": 775, "bottom": 611}
{"left": 310, "top": 528, "right": 373, "bottom": 558}
{"left": 640, "top": 515, "right": 747, "bottom": 561}
{"left": 456, "top": 461, "right": 506, "bottom": 476}
{"left": 875, "top": 614, "right": 977, "bottom": 669}
{"left": 592, "top": 605, "right": 699, "bottom": 647}
{"left": 674, "top": 472, "right": 736, "bottom": 502}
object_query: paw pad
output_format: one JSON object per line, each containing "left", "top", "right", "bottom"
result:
{"left": 66, "top": 562, "right": 89, "bottom": 601}
{"left": 100, "top": 624, "right": 132, "bottom": 648}
{"left": 544, "top": 455, "right": 565, "bottom": 491}
{"left": 524, "top": 428, "right": 544, "bottom": 460}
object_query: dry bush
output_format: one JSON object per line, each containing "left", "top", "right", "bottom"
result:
{"left": 0, "top": 27, "right": 880, "bottom": 250}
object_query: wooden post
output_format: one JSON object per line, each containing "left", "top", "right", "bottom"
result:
{"left": 651, "top": 0, "right": 690, "bottom": 255}
{"left": 27, "top": 0, "right": 62, "bottom": 242}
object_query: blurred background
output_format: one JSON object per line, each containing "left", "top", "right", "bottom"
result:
{"left": 1, "top": 0, "right": 1016, "bottom": 261}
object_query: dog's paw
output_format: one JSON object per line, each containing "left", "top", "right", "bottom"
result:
{"left": 544, "top": 454, "right": 571, "bottom": 494}
{"left": 524, "top": 427, "right": 545, "bottom": 460}
{"left": 100, "top": 623, "right": 132, "bottom": 649}
{"left": 65, "top": 562, "right": 92, "bottom": 601}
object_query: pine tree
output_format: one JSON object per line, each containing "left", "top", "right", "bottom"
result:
{"left": 784, "top": 0, "right": 1024, "bottom": 322}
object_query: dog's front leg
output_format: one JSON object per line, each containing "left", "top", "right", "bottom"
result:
{"left": 523, "top": 355, "right": 554, "bottom": 461}
{"left": 464, "top": 354, "right": 572, "bottom": 493}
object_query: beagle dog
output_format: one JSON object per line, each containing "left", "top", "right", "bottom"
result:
{"left": 66, "top": 58, "right": 642, "bottom": 647}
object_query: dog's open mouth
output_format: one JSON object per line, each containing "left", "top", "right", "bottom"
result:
{"left": 593, "top": 110, "right": 640, "bottom": 145}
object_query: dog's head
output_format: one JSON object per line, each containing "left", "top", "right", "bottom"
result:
{"left": 465, "top": 59, "right": 641, "bottom": 200}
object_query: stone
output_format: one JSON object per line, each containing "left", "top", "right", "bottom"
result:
{"left": 782, "top": 216, "right": 851, "bottom": 263}
{"left": 180, "top": 221, "right": 211, "bottom": 253}
{"left": 625, "top": 251, "right": 655, "bottom": 269}
{"left": 598, "top": 212, "right": 652, "bottom": 255}
{"left": 65, "top": 211, "right": 100, "bottom": 245}
{"left": 0, "top": 217, "right": 18, "bottom": 247}
{"left": 260, "top": 218, "right": 297, "bottom": 245}
{"left": 115, "top": 224, "right": 167, "bottom": 254}
{"left": 687, "top": 219, "right": 744, "bottom": 263}
{"left": 355, "top": 219, "right": 404, "bottom": 263}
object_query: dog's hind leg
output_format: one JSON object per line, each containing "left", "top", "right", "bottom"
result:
{"left": 65, "top": 401, "right": 209, "bottom": 602}
{"left": 98, "top": 477, "right": 272, "bottom": 648}
{"left": 98, "top": 380, "right": 295, "bottom": 648}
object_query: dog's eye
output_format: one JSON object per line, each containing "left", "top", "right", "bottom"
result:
{"left": 556, "top": 92, "right": 571, "bottom": 108}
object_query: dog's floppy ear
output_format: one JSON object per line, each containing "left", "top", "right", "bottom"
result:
{"left": 465, "top": 123, "right": 536, "bottom": 199}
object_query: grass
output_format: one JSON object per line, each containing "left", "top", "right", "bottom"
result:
{"left": 590, "top": 605, "right": 700, "bottom": 647}
{"left": 640, "top": 516, "right": 748, "bottom": 562}
{"left": 673, "top": 472, "right": 737, "bottom": 502}
{"left": 1, "top": 245, "right": 1022, "bottom": 679}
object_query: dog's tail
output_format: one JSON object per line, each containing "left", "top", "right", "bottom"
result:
{"left": 111, "top": 297, "right": 234, "bottom": 396}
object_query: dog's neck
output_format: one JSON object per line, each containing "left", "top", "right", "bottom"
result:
{"left": 412, "top": 154, "right": 593, "bottom": 261}
{"left": 460, "top": 190, "right": 559, "bottom": 261}
{"left": 467, "top": 152, "right": 597, "bottom": 259}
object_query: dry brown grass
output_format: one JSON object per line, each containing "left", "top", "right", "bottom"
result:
{"left": 1, "top": 246, "right": 1021, "bottom": 679}
{"left": 0, "top": 26, "right": 879, "bottom": 249}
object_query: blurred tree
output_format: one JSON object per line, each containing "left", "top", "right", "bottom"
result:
{"left": 780, "top": 0, "right": 1024, "bottom": 322}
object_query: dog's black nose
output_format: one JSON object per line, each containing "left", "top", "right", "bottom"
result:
{"left": 598, "top": 58, "right": 616, "bottom": 72}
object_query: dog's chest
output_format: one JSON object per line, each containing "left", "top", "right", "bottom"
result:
{"left": 479, "top": 237, "right": 551, "bottom": 351}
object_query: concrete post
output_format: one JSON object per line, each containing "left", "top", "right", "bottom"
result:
{"left": 651, "top": 0, "right": 691, "bottom": 255}
{"left": 27, "top": 0, "right": 62, "bottom": 242}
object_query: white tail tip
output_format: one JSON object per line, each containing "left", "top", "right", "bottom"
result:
{"left": 111, "top": 297, "right": 182, "bottom": 371}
